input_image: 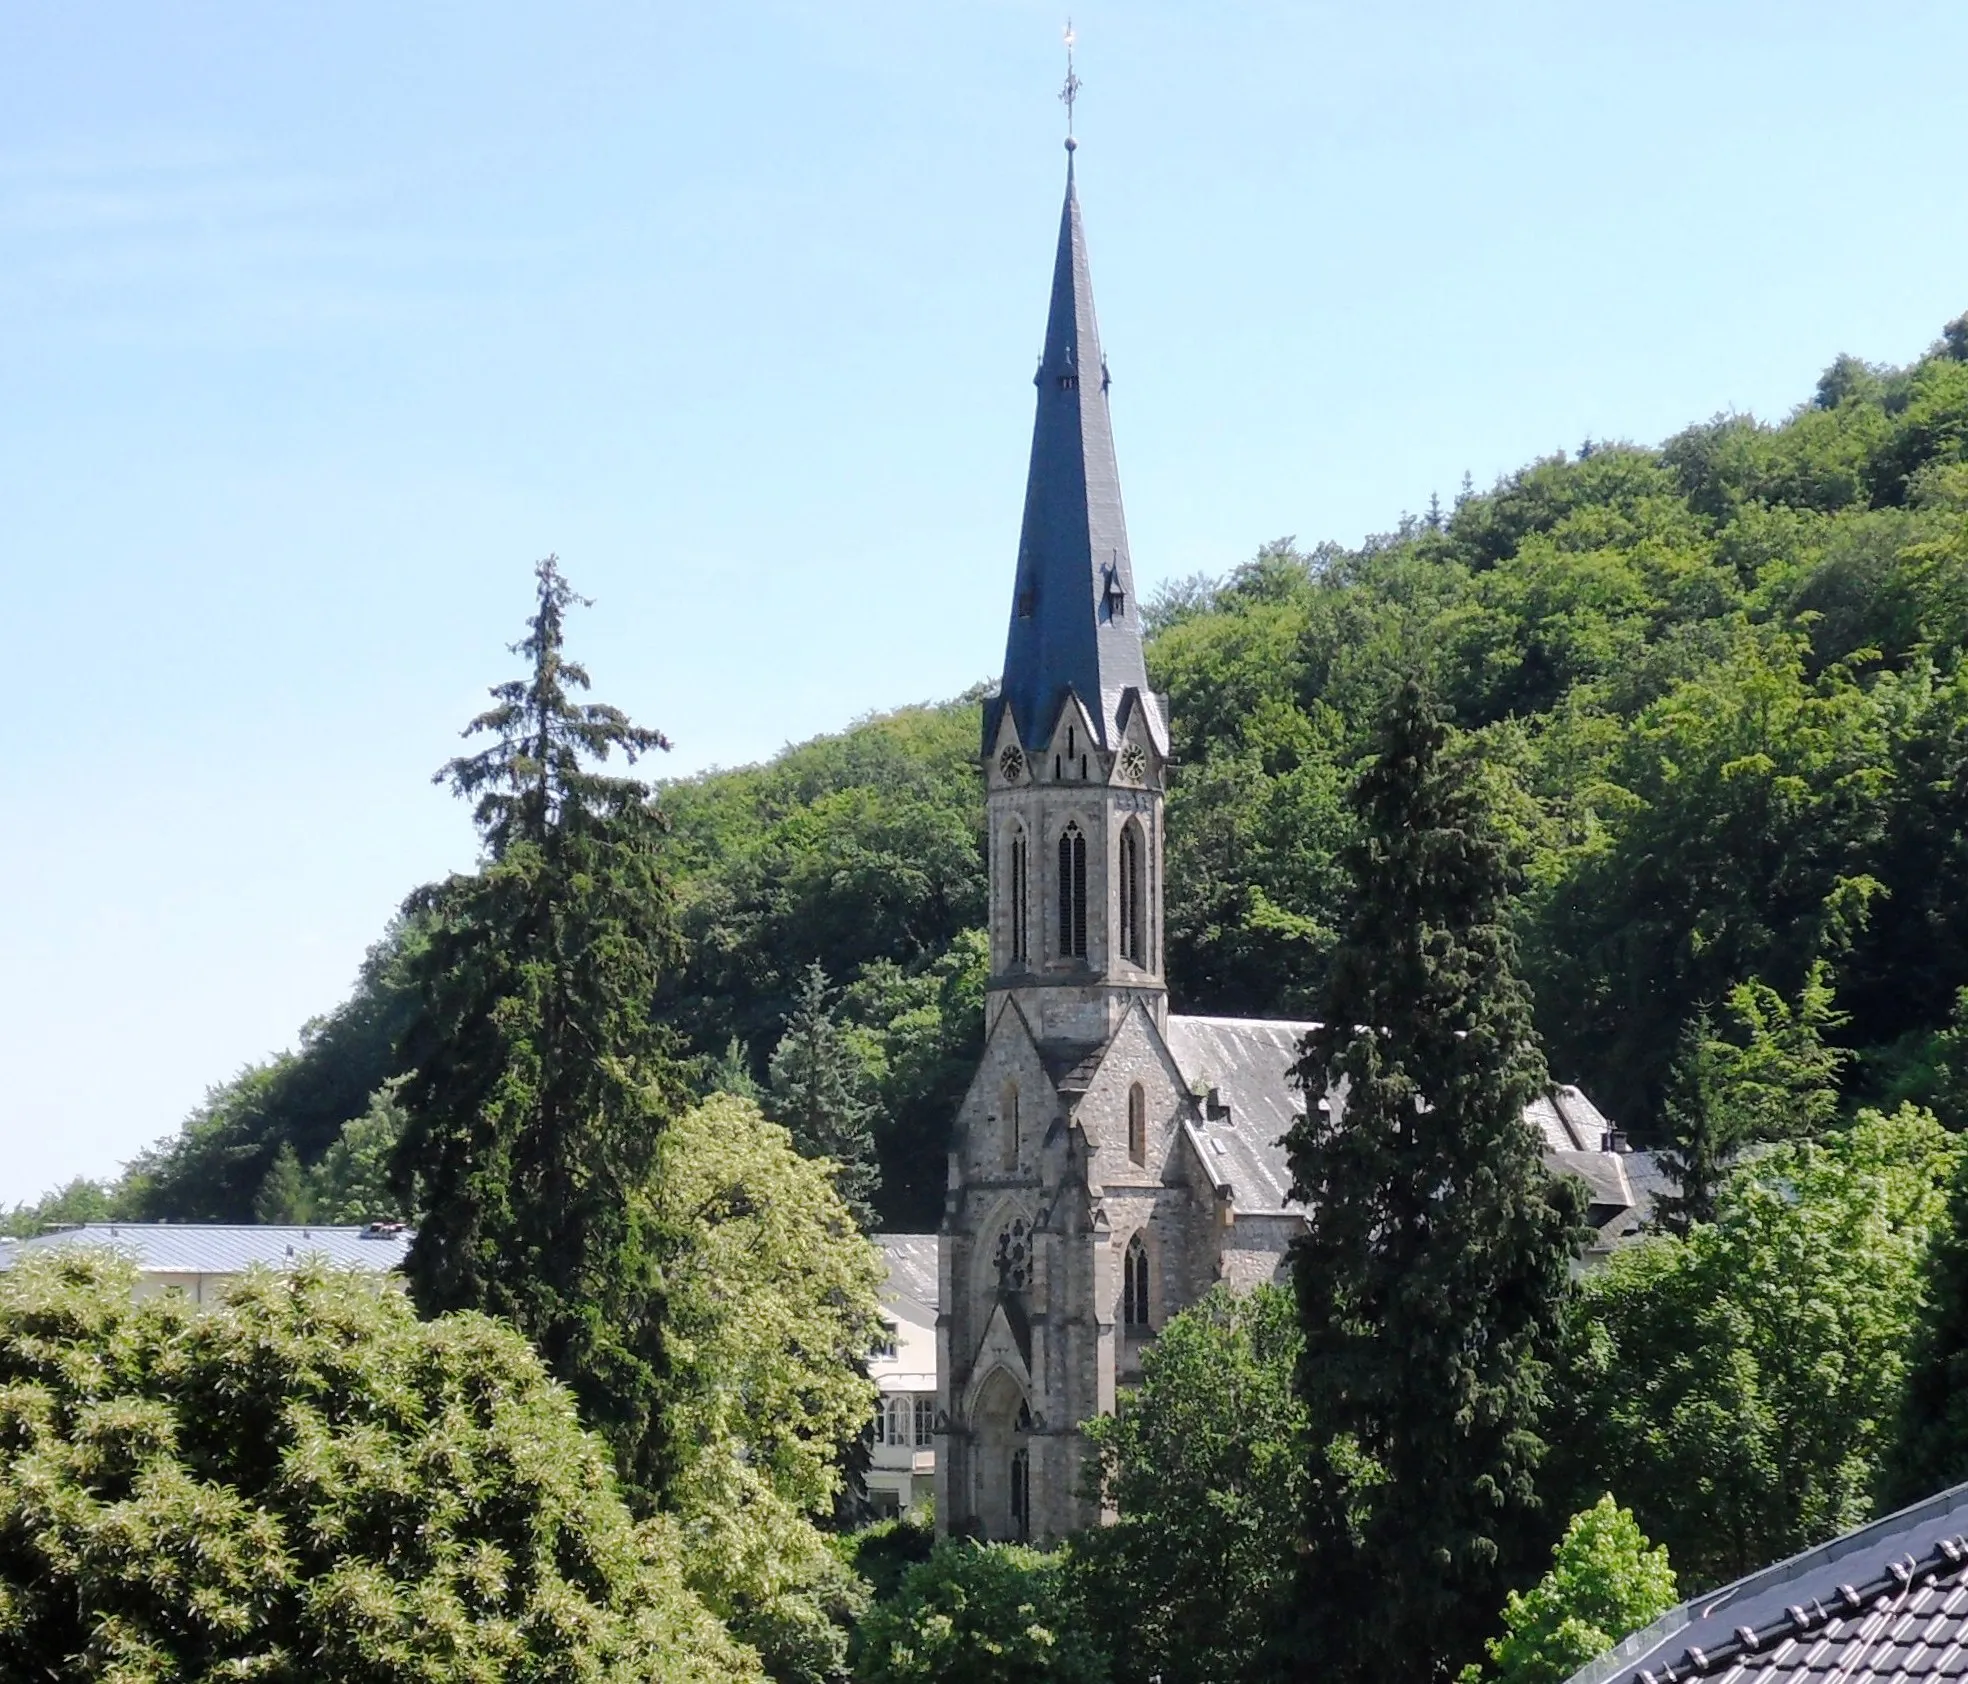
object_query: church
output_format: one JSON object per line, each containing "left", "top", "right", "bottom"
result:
{"left": 933, "top": 140, "right": 1637, "bottom": 1544}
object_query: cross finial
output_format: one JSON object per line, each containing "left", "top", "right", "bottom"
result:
{"left": 1059, "top": 20, "right": 1081, "bottom": 148}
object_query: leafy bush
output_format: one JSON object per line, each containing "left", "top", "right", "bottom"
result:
{"left": 0, "top": 1252, "right": 753, "bottom": 1682}
{"left": 854, "top": 1539, "right": 1106, "bottom": 1684}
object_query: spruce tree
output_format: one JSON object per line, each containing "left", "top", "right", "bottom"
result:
{"left": 391, "top": 556, "right": 685, "bottom": 1502}
{"left": 1653, "top": 1009, "right": 1733, "bottom": 1233}
{"left": 767, "top": 962, "right": 883, "bottom": 1230}
{"left": 1284, "top": 678, "right": 1586, "bottom": 1684}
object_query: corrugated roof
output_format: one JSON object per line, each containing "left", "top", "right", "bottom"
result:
{"left": 1, "top": 1224, "right": 413, "bottom": 1275}
{"left": 1569, "top": 1480, "right": 1968, "bottom": 1684}
{"left": 877, "top": 1233, "right": 938, "bottom": 1316}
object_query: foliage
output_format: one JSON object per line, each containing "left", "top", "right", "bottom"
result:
{"left": 1286, "top": 679, "right": 1588, "bottom": 1684}
{"left": 651, "top": 1093, "right": 886, "bottom": 1682}
{"left": 32, "top": 310, "right": 1968, "bottom": 1260}
{"left": 1462, "top": 1497, "right": 1678, "bottom": 1684}
{"left": 1885, "top": 1139, "right": 1968, "bottom": 1507}
{"left": 1655, "top": 965, "right": 1849, "bottom": 1229}
{"left": 1553, "top": 1106, "right": 1961, "bottom": 1588}
{"left": 0, "top": 1250, "right": 753, "bottom": 1682}
{"left": 1, "top": 1177, "right": 122, "bottom": 1239}
{"left": 766, "top": 963, "right": 883, "bottom": 1230}
{"left": 853, "top": 1539, "right": 1107, "bottom": 1684}
{"left": 391, "top": 556, "right": 687, "bottom": 1504}
{"left": 305, "top": 1080, "right": 413, "bottom": 1224}
{"left": 1071, "top": 1285, "right": 1305, "bottom": 1684}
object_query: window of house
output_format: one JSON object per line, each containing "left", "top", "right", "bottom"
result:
{"left": 1119, "top": 821, "right": 1145, "bottom": 964}
{"left": 886, "top": 1395, "right": 909, "bottom": 1447}
{"left": 872, "top": 1400, "right": 887, "bottom": 1445}
{"left": 1127, "top": 1083, "right": 1146, "bottom": 1167}
{"left": 1009, "top": 825, "right": 1029, "bottom": 962}
{"left": 873, "top": 1319, "right": 898, "bottom": 1359}
{"left": 1057, "top": 824, "right": 1087, "bottom": 958}
{"left": 914, "top": 1395, "right": 935, "bottom": 1446}
{"left": 1123, "top": 1233, "right": 1150, "bottom": 1331}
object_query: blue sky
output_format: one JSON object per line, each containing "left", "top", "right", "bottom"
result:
{"left": 3, "top": 1, "right": 1966, "bottom": 1203}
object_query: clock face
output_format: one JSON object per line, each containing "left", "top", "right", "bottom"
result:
{"left": 998, "top": 745, "right": 1026, "bottom": 784}
{"left": 1117, "top": 741, "right": 1149, "bottom": 784}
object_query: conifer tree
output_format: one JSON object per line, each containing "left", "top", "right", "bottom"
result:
{"left": 391, "top": 555, "right": 685, "bottom": 1502}
{"left": 767, "top": 962, "right": 883, "bottom": 1230}
{"left": 1653, "top": 1009, "right": 1733, "bottom": 1233}
{"left": 1284, "top": 678, "right": 1587, "bottom": 1684}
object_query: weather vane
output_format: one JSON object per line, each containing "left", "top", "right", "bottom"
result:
{"left": 1059, "top": 20, "right": 1081, "bottom": 146}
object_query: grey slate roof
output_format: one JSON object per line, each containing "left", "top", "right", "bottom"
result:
{"left": 1567, "top": 1479, "right": 1968, "bottom": 1684}
{"left": 984, "top": 152, "right": 1165, "bottom": 758}
{"left": 1, "top": 1223, "right": 413, "bottom": 1275}
{"left": 877, "top": 1233, "right": 938, "bottom": 1316}
{"left": 1163, "top": 1014, "right": 1635, "bottom": 1222}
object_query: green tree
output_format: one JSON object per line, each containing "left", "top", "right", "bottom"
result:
{"left": 1463, "top": 1498, "right": 1677, "bottom": 1684}
{"left": 767, "top": 962, "right": 883, "bottom": 1230}
{"left": 1885, "top": 1140, "right": 1968, "bottom": 1507}
{"left": 652, "top": 1093, "right": 887, "bottom": 1682}
{"left": 1555, "top": 1106, "right": 1959, "bottom": 1586}
{"left": 0, "top": 1250, "right": 752, "bottom": 1682}
{"left": 1285, "top": 678, "right": 1587, "bottom": 1684}
{"left": 391, "top": 555, "right": 685, "bottom": 1502}
{"left": 1652, "top": 1009, "right": 1734, "bottom": 1231}
{"left": 854, "top": 1539, "right": 1107, "bottom": 1684}
{"left": 1071, "top": 1285, "right": 1305, "bottom": 1684}
{"left": 1, "top": 1177, "right": 120, "bottom": 1239}
{"left": 305, "top": 1080, "right": 412, "bottom": 1224}
{"left": 252, "top": 1142, "right": 313, "bottom": 1222}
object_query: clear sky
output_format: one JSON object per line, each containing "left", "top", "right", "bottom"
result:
{"left": 4, "top": 1, "right": 1965, "bottom": 1204}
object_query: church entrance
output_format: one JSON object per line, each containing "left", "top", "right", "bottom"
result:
{"left": 972, "top": 1367, "right": 1033, "bottom": 1541}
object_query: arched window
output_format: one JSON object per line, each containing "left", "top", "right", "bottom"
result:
{"left": 1057, "top": 824, "right": 1087, "bottom": 958}
{"left": 1008, "top": 824, "right": 1029, "bottom": 963}
{"left": 1123, "top": 1233, "right": 1151, "bottom": 1331}
{"left": 1119, "top": 821, "right": 1145, "bottom": 964}
{"left": 1000, "top": 1082, "right": 1021, "bottom": 1171}
{"left": 1127, "top": 1083, "right": 1146, "bottom": 1167}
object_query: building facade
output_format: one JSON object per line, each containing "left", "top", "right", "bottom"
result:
{"left": 868, "top": 1234, "right": 938, "bottom": 1519}
{"left": 935, "top": 144, "right": 1636, "bottom": 1544}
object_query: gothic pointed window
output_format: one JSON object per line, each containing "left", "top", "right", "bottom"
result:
{"left": 1000, "top": 1081, "right": 1020, "bottom": 1171}
{"left": 1119, "top": 821, "right": 1145, "bottom": 965}
{"left": 1010, "top": 1446, "right": 1031, "bottom": 1539}
{"left": 1057, "top": 824, "right": 1087, "bottom": 959}
{"left": 1009, "top": 825, "right": 1029, "bottom": 963}
{"left": 1127, "top": 1083, "right": 1146, "bottom": 1167}
{"left": 1123, "top": 1233, "right": 1150, "bottom": 1331}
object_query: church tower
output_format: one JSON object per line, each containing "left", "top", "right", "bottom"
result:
{"left": 981, "top": 141, "right": 1171, "bottom": 1047}
{"left": 939, "top": 139, "right": 1192, "bottom": 1545}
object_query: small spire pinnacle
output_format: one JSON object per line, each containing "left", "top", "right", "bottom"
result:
{"left": 1059, "top": 20, "right": 1081, "bottom": 151}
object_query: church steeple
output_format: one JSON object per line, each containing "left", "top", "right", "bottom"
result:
{"left": 986, "top": 149, "right": 1165, "bottom": 759}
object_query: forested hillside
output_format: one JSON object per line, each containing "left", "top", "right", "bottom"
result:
{"left": 20, "top": 317, "right": 1968, "bottom": 1235}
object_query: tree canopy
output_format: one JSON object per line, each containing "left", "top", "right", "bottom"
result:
{"left": 0, "top": 1252, "right": 752, "bottom": 1683}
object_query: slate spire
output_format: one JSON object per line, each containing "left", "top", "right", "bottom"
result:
{"left": 988, "top": 146, "right": 1162, "bottom": 757}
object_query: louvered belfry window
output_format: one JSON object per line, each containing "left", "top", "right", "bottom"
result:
{"left": 1119, "top": 822, "right": 1144, "bottom": 964}
{"left": 1058, "top": 824, "right": 1087, "bottom": 958}
{"left": 1009, "top": 826, "right": 1029, "bottom": 962}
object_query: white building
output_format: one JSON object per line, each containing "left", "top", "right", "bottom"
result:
{"left": 869, "top": 1234, "right": 938, "bottom": 1519}
{"left": 0, "top": 1223, "right": 413, "bottom": 1302}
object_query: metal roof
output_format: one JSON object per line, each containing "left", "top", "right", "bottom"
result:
{"left": 1, "top": 1223, "right": 414, "bottom": 1275}
{"left": 1164, "top": 1014, "right": 1634, "bottom": 1221}
{"left": 984, "top": 151, "right": 1166, "bottom": 759}
{"left": 877, "top": 1233, "right": 938, "bottom": 1319}
{"left": 1567, "top": 1480, "right": 1968, "bottom": 1684}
